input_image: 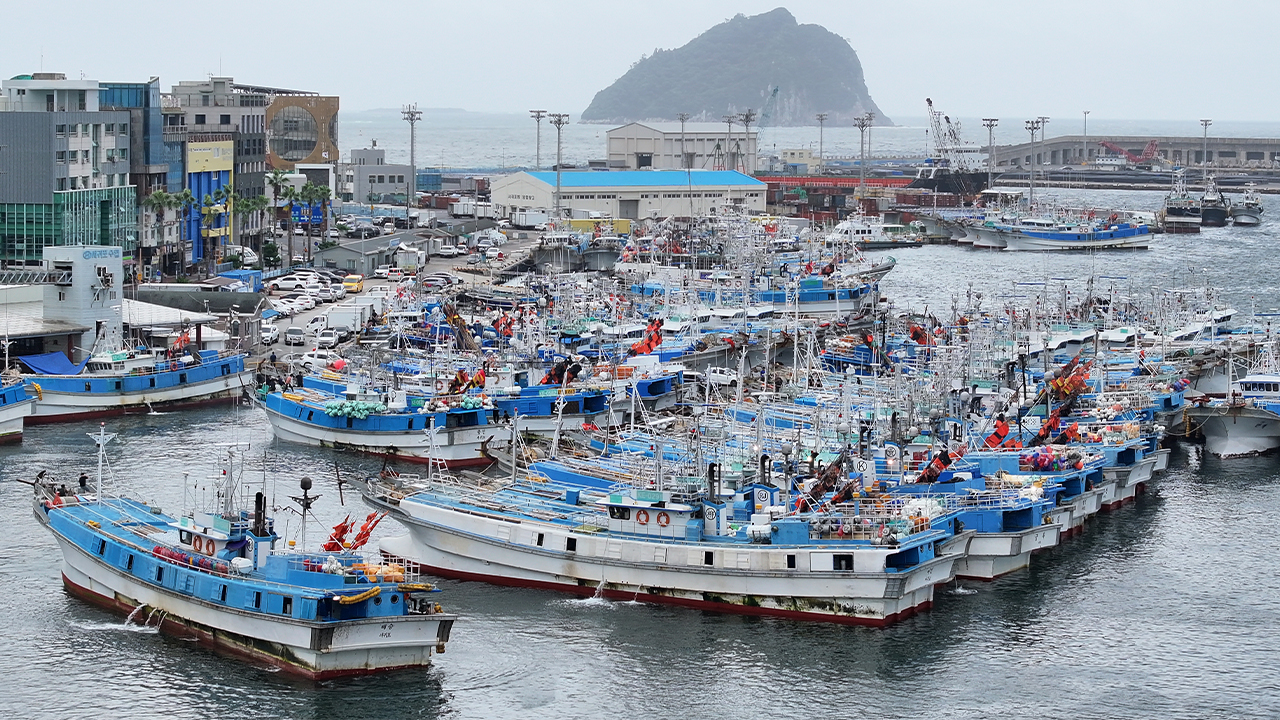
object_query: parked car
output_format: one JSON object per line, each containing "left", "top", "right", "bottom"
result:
{"left": 268, "top": 275, "right": 311, "bottom": 292}
{"left": 435, "top": 245, "right": 461, "bottom": 258}
{"left": 327, "top": 228, "right": 340, "bottom": 238}
{"left": 328, "top": 283, "right": 347, "bottom": 300}
{"left": 477, "top": 238, "right": 494, "bottom": 251}
{"left": 374, "top": 265, "right": 392, "bottom": 278}
{"left": 261, "top": 325, "right": 280, "bottom": 345}
{"left": 293, "top": 227, "right": 305, "bottom": 236}
{"left": 283, "top": 327, "right": 307, "bottom": 346}
{"left": 386, "top": 268, "right": 404, "bottom": 282}
{"left": 280, "top": 293, "right": 315, "bottom": 310}
{"left": 331, "top": 324, "right": 354, "bottom": 343}
{"left": 315, "top": 329, "right": 339, "bottom": 349}
{"left": 705, "top": 367, "right": 739, "bottom": 387}
{"left": 466, "top": 254, "right": 482, "bottom": 265}
{"left": 299, "top": 349, "right": 343, "bottom": 371}
{"left": 347, "top": 226, "right": 378, "bottom": 239}
{"left": 485, "top": 247, "right": 502, "bottom": 260}
{"left": 343, "top": 274, "right": 365, "bottom": 293}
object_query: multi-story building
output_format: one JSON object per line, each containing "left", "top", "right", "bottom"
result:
{"left": 100, "top": 78, "right": 185, "bottom": 277}
{"left": 0, "top": 73, "right": 137, "bottom": 265}
{"left": 340, "top": 143, "right": 412, "bottom": 204}
{"left": 168, "top": 77, "right": 268, "bottom": 257}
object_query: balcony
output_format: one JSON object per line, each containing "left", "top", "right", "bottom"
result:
{"left": 187, "top": 123, "right": 239, "bottom": 133}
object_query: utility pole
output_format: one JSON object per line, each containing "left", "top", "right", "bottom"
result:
{"left": 1200, "top": 118, "right": 1212, "bottom": 183}
{"left": 529, "top": 110, "right": 547, "bottom": 170}
{"left": 816, "top": 113, "right": 828, "bottom": 176}
{"left": 738, "top": 109, "right": 756, "bottom": 173}
{"left": 402, "top": 103, "right": 421, "bottom": 235}
{"left": 721, "top": 115, "right": 737, "bottom": 172}
{"left": 550, "top": 113, "right": 569, "bottom": 221}
{"left": 982, "top": 118, "right": 998, "bottom": 190}
{"left": 1025, "top": 119, "right": 1043, "bottom": 206}
{"left": 677, "top": 112, "right": 690, "bottom": 168}
{"left": 1082, "top": 110, "right": 1090, "bottom": 165}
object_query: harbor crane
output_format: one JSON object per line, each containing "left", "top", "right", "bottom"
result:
{"left": 925, "top": 98, "right": 977, "bottom": 172}
{"left": 1097, "top": 140, "right": 1161, "bottom": 165}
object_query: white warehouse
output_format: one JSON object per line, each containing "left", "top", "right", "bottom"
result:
{"left": 489, "top": 170, "right": 766, "bottom": 220}
{"left": 606, "top": 122, "right": 759, "bottom": 171}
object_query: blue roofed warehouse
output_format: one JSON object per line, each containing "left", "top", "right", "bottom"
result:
{"left": 488, "top": 170, "right": 766, "bottom": 221}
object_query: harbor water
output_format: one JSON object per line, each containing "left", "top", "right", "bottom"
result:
{"left": 2, "top": 407, "right": 1277, "bottom": 718}
{"left": 4, "top": 154, "right": 1280, "bottom": 716}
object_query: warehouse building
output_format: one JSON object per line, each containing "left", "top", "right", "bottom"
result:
{"left": 489, "top": 170, "right": 766, "bottom": 220}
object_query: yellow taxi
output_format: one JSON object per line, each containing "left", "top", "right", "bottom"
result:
{"left": 343, "top": 274, "right": 365, "bottom": 293}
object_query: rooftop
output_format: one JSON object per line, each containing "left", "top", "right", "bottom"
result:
{"left": 0, "top": 301, "right": 92, "bottom": 339}
{"left": 524, "top": 170, "right": 765, "bottom": 188}
{"left": 612, "top": 121, "right": 759, "bottom": 135}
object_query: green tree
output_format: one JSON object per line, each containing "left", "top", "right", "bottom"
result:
{"left": 281, "top": 184, "right": 300, "bottom": 267}
{"left": 261, "top": 240, "right": 282, "bottom": 269}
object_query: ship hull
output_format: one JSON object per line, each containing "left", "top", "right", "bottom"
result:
{"left": 263, "top": 405, "right": 495, "bottom": 467}
{"left": 1188, "top": 405, "right": 1280, "bottom": 457}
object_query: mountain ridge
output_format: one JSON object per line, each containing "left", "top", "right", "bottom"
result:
{"left": 581, "top": 8, "right": 888, "bottom": 127}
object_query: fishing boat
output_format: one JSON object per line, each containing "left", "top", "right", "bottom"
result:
{"left": 33, "top": 429, "right": 456, "bottom": 679}
{"left": 998, "top": 217, "right": 1151, "bottom": 252}
{"left": 1185, "top": 372, "right": 1280, "bottom": 457}
{"left": 359, "top": 454, "right": 969, "bottom": 627}
{"left": 0, "top": 378, "right": 36, "bottom": 442}
{"left": 1160, "top": 169, "right": 1202, "bottom": 234}
{"left": 19, "top": 348, "right": 251, "bottom": 424}
{"left": 261, "top": 375, "right": 500, "bottom": 467}
{"left": 1199, "top": 176, "right": 1231, "bottom": 227}
{"left": 1230, "top": 184, "right": 1263, "bottom": 226}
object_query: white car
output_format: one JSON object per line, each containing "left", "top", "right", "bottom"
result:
{"left": 327, "top": 228, "right": 340, "bottom": 238}
{"left": 261, "top": 325, "right": 280, "bottom": 345}
{"left": 316, "top": 329, "right": 339, "bottom": 349}
{"left": 386, "top": 268, "right": 404, "bottom": 282}
{"left": 280, "top": 293, "right": 316, "bottom": 310}
{"left": 705, "top": 367, "right": 739, "bottom": 387}
{"left": 306, "top": 315, "right": 328, "bottom": 335}
{"left": 283, "top": 327, "right": 307, "bottom": 346}
{"left": 374, "top": 265, "right": 392, "bottom": 278}
{"left": 268, "top": 275, "right": 311, "bottom": 291}
{"left": 299, "top": 349, "right": 343, "bottom": 371}
{"left": 269, "top": 299, "right": 297, "bottom": 317}
{"left": 329, "top": 283, "right": 347, "bottom": 300}
{"left": 485, "top": 247, "right": 501, "bottom": 260}
{"left": 477, "top": 238, "right": 494, "bottom": 251}
{"left": 435, "top": 245, "right": 461, "bottom": 258}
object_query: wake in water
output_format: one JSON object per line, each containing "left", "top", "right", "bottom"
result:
{"left": 947, "top": 585, "right": 979, "bottom": 596}
{"left": 69, "top": 619, "right": 159, "bottom": 634}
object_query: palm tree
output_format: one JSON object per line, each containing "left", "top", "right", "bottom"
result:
{"left": 265, "top": 168, "right": 290, "bottom": 240}
{"left": 309, "top": 184, "right": 333, "bottom": 261}
{"left": 141, "top": 190, "right": 172, "bottom": 272}
{"left": 172, "top": 189, "right": 196, "bottom": 278}
{"left": 211, "top": 183, "right": 235, "bottom": 272}
{"left": 281, "top": 184, "right": 301, "bottom": 267}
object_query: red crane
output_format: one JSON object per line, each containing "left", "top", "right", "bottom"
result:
{"left": 1097, "top": 139, "right": 1159, "bottom": 164}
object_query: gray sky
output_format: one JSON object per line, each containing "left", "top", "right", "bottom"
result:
{"left": 4, "top": 0, "right": 1273, "bottom": 122}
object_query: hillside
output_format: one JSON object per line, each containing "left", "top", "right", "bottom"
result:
{"left": 580, "top": 8, "right": 888, "bottom": 127}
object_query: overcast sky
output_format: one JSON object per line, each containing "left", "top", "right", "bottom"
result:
{"left": 4, "top": 0, "right": 1274, "bottom": 123}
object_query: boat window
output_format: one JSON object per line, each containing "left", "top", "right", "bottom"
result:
{"left": 126, "top": 554, "right": 134, "bottom": 571}
{"left": 703, "top": 551, "right": 714, "bottom": 566}
{"left": 536, "top": 533, "right": 544, "bottom": 547}
{"left": 96, "top": 539, "right": 106, "bottom": 556}
{"left": 179, "top": 373, "right": 187, "bottom": 383}
{"left": 84, "top": 382, "right": 92, "bottom": 392}
{"left": 787, "top": 554, "right": 796, "bottom": 569}
{"left": 565, "top": 537, "right": 577, "bottom": 553}
{"left": 149, "top": 378, "right": 155, "bottom": 388}
{"left": 307, "top": 411, "right": 314, "bottom": 421}
{"left": 114, "top": 381, "right": 121, "bottom": 390}
{"left": 390, "top": 595, "right": 399, "bottom": 604}
{"left": 834, "top": 554, "right": 854, "bottom": 571}
{"left": 607, "top": 506, "right": 631, "bottom": 520}
{"left": 179, "top": 531, "right": 191, "bottom": 544}
{"left": 254, "top": 591, "right": 262, "bottom": 609}
{"left": 156, "top": 566, "right": 164, "bottom": 582}
{"left": 282, "top": 596, "right": 293, "bottom": 615}
{"left": 373, "top": 596, "right": 382, "bottom": 605}
{"left": 220, "top": 585, "right": 227, "bottom": 602}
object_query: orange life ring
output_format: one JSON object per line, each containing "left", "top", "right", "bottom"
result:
{"left": 656, "top": 511, "right": 670, "bottom": 527}
{"left": 635, "top": 509, "right": 649, "bottom": 525}
{"left": 192, "top": 536, "right": 204, "bottom": 554}
{"left": 435, "top": 379, "right": 445, "bottom": 392}
{"left": 204, "top": 540, "right": 215, "bottom": 556}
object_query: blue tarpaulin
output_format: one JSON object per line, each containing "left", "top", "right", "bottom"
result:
{"left": 18, "top": 352, "right": 89, "bottom": 375}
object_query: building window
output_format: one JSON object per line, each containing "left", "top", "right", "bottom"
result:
{"left": 194, "top": 114, "right": 206, "bottom": 125}
{"left": 56, "top": 178, "right": 66, "bottom": 191}
{"left": 105, "top": 123, "right": 115, "bottom": 133}
{"left": 82, "top": 150, "right": 90, "bottom": 162}
{"left": 119, "top": 149, "right": 127, "bottom": 161}
{"left": 220, "top": 114, "right": 231, "bottom": 125}
{"left": 68, "top": 177, "right": 76, "bottom": 190}
{"left": 56, "top": 124, "right": 66, "bottom": 136}
{"left": 107, "top": 175, "right": 114, "bottom": 187}
{"left": 77, "top": 90, "right": 86, "bottom": 110}
{"left": 56, "top": 151, "right": 66, "bottom": 163}
{"left": 202, "top": 95, "right": 210, "bottom": 107}
{"left": 119, "top": 123, "right": 128, "bottom": 135}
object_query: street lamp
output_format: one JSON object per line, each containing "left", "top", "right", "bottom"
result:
{"left": 549, "top": 113, "right": 569, "bottom": 221}
{"left": 1036, "top": 116, "right": 1050, "bottom": 181}
{"left": 1200, "top": 118, "right": 1213, "bottom": 182}
{"left": 402, "top": 103, "right": 421, "bottom": 237}
{"left": 982, "top": 118, "right": 998, "bottom": 190}
{"left": 1082, "top": 110, "right": 1090, "bottom": 165}
{"left": 1024, "top": 119, "right": 1043, "bottom": 206}
{"left": 816, "top": 113, "right": 828, "bottom": 176}
{"left": 530, "top": 110, "right": 547, "bottom": 170}
{"left": 853, "top": 113, "right": 873, "bottom": 197}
